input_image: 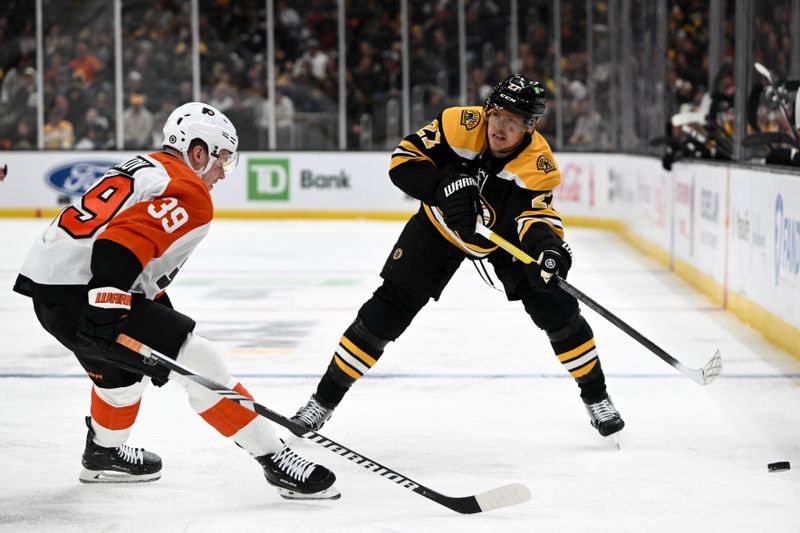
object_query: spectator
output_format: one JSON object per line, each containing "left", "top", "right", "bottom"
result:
{"left": 13, "top": 119, "right": 35, "bottom": 149}
{"left": 74, "top": 125, "right": 101, "bottom": 150}
{"left": 122, "top": 93, "right": 154, "bottom": 149}
{"left": 568, "top": 97, "right": 603, "bottom": 146}
{"left": 69, "top": 41, "right": 102, "bottom": 82}
{"left": 75, "top": 107, "right": 112, "bottom": 149}
{"left": 43, "top": 108, "right": 75, "bottom": 149}
{"left": 292, "top": 38, "right": 328, "bottom": 83}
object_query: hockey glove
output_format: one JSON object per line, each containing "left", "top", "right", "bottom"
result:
{"left": 77, "top": 286, "right": 132, "bottom": 350}
{"left": 434, "top": 166, "right": 481, "bottom": 239}
{"left": 525, "top": 239, "right": 573, "bottom": 291}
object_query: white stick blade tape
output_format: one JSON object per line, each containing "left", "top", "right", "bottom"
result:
{"left": 475, "top": 483, "right": 531, "bottom": 512}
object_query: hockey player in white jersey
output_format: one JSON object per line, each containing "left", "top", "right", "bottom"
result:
{"left": 13, "top": 102, "right": 339, "bottom": 501}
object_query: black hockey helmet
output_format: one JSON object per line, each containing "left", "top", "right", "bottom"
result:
{"left": 485, "top": 74, "right": 547, "bottom": 125}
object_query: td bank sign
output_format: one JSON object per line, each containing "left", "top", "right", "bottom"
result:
{"left": 248, "top": 158, "right": 289, "bottom": 200}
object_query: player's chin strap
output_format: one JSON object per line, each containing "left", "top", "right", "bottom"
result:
{"left": 474, "top": 223, "right": 723, "bottom": 386}
{"left": 182, "top": 151, "right": 217, "bottom": 177}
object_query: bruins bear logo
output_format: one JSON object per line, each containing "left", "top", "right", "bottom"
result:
{"left": 537, "top": 155, "right": 556, "bottom": 173}
{"left": 460, "top": 109, "right": 481, "bottom": 131}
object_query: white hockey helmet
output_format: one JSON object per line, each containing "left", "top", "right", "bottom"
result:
{"left": 162, "top": 102, "right": 239, "bottom": 177}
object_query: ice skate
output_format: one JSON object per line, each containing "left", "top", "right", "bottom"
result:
{"left": 79, "top": 417, "right": 162, "bottom": 483}
{"left": 291, "top": 393, "right": 335, "bottom": 432}
{"left": 256, "top": 445, "right": 340, "bottom": 500}
{"left": 584, "top": 395, "right": 625, "bottom": 449}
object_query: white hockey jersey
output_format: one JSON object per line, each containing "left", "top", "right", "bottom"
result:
{"left": 18, "top": 151, "right": 213, "bottom": 300}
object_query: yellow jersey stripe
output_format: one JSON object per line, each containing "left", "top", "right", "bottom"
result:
{"left": 519, "top": 219, "right": 565, "bottom": 241}
{"left": 422, "top": 204, "right": 497, "bottom": 256}
{"left": 389, "top": 141, "right": 434, "bottom": 170}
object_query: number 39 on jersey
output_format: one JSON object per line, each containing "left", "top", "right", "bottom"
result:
{"left": 148, "top": 197, "right": 189, "bottom": 233}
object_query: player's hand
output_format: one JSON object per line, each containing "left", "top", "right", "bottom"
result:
{"left": 434, "top": 166, "right": 481, "bottom": 238}
{"left": 525, "top": 240, "right": 573, "bottom": 291}
{"left": 77, "top": 286, "right": 132, "bottom": 349}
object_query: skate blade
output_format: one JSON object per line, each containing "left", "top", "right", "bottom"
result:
{"left": 277, "top": 485, "right": 341, "bottom": 501}
{"left": 606, "top": 432, "right": 621, "bottom": 450}
{"left": 79, "top": 467, "right": 161, "bottom": 484}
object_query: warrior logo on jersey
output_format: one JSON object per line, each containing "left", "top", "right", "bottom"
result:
{"left": 460, "top": 109, "right": 481, "bottom": 131}
{"left": 537, "top": 155, "right": 556, "bottom": 174}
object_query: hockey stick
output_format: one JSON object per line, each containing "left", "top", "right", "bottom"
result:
{"left": 474, "top": 225, "right": 722, "bottom": 386}
{"left": 116, "top": 333, "right": 531, "bottom": 514}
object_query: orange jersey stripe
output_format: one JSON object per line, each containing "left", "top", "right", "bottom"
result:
{"left": 198, "top": 382, "right": 258, "bottom": 438}
{"left": 90, "top": 386, "right": 142, "bottom": 430}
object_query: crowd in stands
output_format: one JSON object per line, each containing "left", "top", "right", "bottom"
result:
{"left": 664, "top": 0, "right": 798, "bottom": 166}
{"left": 0, "top": 0, "right": 795, "bottom": 160}
{"left": 0, "top": 1, "right": 37, "bottom": 149}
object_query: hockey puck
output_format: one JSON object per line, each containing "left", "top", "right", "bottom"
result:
{"left": 767, "top": 461, "right": 790, "bottom": 472}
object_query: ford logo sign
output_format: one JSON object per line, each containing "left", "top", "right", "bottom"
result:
{"left": 45, "top": 161, "right": 117, "bottom": 196}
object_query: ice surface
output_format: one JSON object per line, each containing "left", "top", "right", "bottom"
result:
{"left": 1, "top": 219, "right": 798, "bottom": 532}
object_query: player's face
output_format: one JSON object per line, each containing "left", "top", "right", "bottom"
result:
{"left": 201, "top": 150, "right": 233, "bottom": 191}
{"left": 486, "top": 108, "right": 533, "bottom": 156}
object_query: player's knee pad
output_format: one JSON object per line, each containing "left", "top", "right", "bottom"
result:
{"left": 172, "top": 333, "right": 234, "bottom": 412}
{"left": 546, "top": 312, "right": 589, "bottom": 344}
{"left": 93, "top": 379, "right": 148, "bottom": 407}
{"left": 358, "top": 280, "right": 426, "bottom": 341}
{"left": 175, "top": 332, "right": 232, "bottom": 384}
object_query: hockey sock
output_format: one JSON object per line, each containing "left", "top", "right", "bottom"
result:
{"left": 171, "top": 333, "right": 281, "bottom": 456}
{"left": 89, "top": 379, "right": 147, "bottom": 447}
{"left": 547, "top": 314, "right": 607, "bottom": 401}
{"left": 316, "top": 318, "right": 389, "bottom": 406}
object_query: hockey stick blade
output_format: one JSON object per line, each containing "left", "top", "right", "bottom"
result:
{"left": 116, "top": 334, "right": 531, "bottom": 514}
{"left": 677, "top": 348, "right": 722, "bottom": 386}
{"left": 474, "top": 483, "right": 532, "bottom": 512}
{"left": 475, "top": 225, "right": 723, "bottom": 386}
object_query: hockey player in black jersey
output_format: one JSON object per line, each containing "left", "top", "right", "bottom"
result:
{"left": 292, "top": 74, "right": 624, "bottom": 443}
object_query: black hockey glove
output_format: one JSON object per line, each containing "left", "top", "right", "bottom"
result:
{"left": 525, "top": 239, "right": 573, "bottom": 291}
{"left": 77, "top": 286, "right": 132, "bottom": 350}
{"left": 434, "top": 166, "right": 481, "bottom": 239}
